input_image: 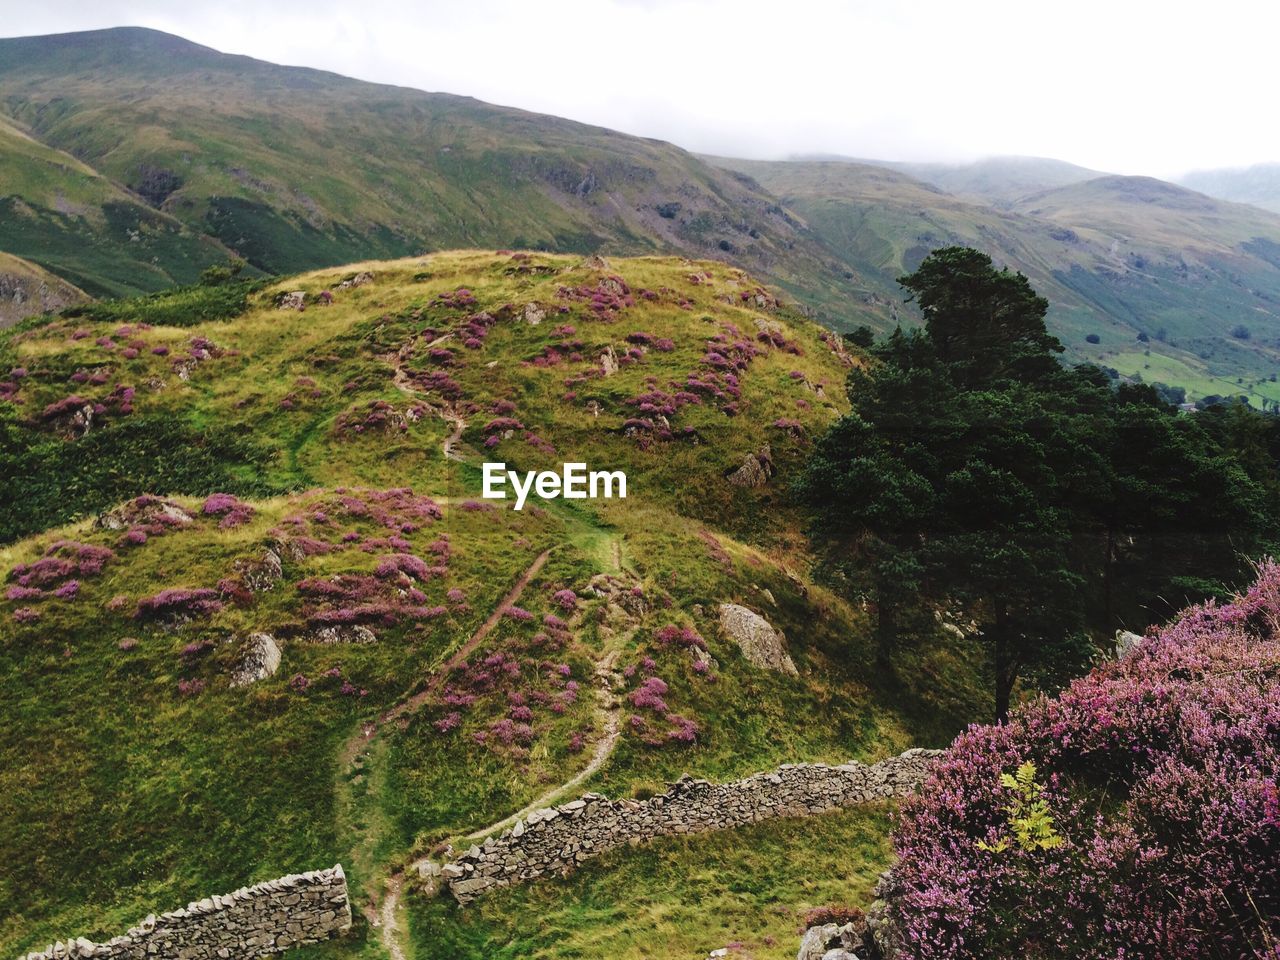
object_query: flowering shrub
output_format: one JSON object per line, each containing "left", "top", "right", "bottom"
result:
{"left": 6, "top": 540, "right": 114, "bottom": 602}
{"left": 202, "top": 492, "right": 254, "bottom": 528}
{"left": 884, "top": 562, "right": 1280, "bottom": 959}
{"left": 135, "top": 588, "right": 224, "bottom": 622}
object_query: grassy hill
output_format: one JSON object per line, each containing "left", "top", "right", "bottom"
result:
{"left": 711, "top": 157, "right": 1280, "bottom": 406}
{"left": 0, "top": 251, "right": 987, "bottom": 959}
{"left": 0, "top": 112, "right": 231, "bottom": 299}
{"left": 0, "top": 27, "right": 859, "bottom": 320}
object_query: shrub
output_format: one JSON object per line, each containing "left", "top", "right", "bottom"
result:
{"left": 883, "top": 562, "right": 1280, "bottom": 959}
{"left": 1085, "top": 333, "right": 1101, "bottom": 344}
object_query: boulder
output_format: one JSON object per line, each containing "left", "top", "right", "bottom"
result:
{"left": 599, "top": 346, "right": 619, "bottom": 376}
{"left": 522, "top": 302, "right": 546, "bottom": 325}
{"left": 278, "top": 291, "right": 306, "bottom": 311}
{"left": 234, "top": 548, "right": 283, "bottom": 592}
{"left": 230, "top": 633, "right": 282, "bottom": 687}
{"left": 797, "top": 922, "right": 862, "bottom": 960}
{"left": 717, "top": 603, "right": 797, "bottom": 674}
{"left": 1115, "top": 629, "right": 1144, "bottom": 658}
{"left": 725, "top": 445, "right": 775, "bottom": 488}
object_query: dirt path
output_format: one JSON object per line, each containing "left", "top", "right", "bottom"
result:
{"left": 339, "top": 547, "right": 553, "bottom": 956}
{"left": 462, "top": 647, "right": 624, "bottom": 842}
{"left": 381, "top": 349, "right": 468, "bottom": 463}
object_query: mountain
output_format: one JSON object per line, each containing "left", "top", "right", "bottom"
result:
{"left": 866, "top": 155, "right": 1106, "bottom": 207}
{"left": 711, "top": 157, "right": 1280, "bottom": 407}
{"left": 0, "top": 251, "right": 86, "bottom": 326}
{"left": 0, "top": 110, "right": 230, "bottom": 299}
{"left": 0, "top": 250, "right": 985, "bottom": 958}
{"left": 0, "top": 27, "right": 858, "bottom": 319}
{"left": 1179, "top": 163, "right": 1280, "bottom": 215}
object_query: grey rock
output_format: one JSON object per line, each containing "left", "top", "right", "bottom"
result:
{"left": 717, "top": 603, "right": 797, "bottom": 675}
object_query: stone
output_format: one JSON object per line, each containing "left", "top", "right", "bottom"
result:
{"left": 278, "top": 291, "right": 306, "bottom": 311}
{"left": 717, "top": 603, "right": 797, "bottom": 675}
{"left": 1115, "top": 629, "right": 1144, "bottom": 658}
{"left": 230, "top": 633, "right": 282, "bottom": 687}
{"left": 797, "top": 922, "right": 862, "bottom": 960}
{"left": 303, "top": 624, "right": 376, "bottom": 645}
{"left": 522, "top": 302, "right": 546, "bottom": 325}
{"left": 724, "top": 445, "right": 774, "bottom": 488}
{"left": 235, "top": 549, "right": 283, "bottom": 592}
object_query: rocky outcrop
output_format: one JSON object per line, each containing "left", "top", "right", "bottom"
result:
{"left": 95, "top": 497, "right": 194, "bottom": 532}
{"left": 864, "top": 871, "right": 906, "bottom": 960}
{"left": 717, "top": 603, "right": 797, "bottom": 675}
{"left": 230, "top": 633, "right": 282, "bottom": 687}
{"left": 724, "top": 445, "right": 774, "bottom": 488}
{"left": 442, "top": 749, "right": 938, "bottom": 903}
{"left": 18, "top": 865, "right": 351, "bottom": 960}
{"left": 302, "top": 624, "right": 377, "bottom": 645}
{"left": 234, "top": 549, "right": 283, "bottom": 593}
{"left": 797, "top": 922, "right": 863, "bottom": 960}
{"left": 522, "top": 302, "right": 546, "bottom": 325}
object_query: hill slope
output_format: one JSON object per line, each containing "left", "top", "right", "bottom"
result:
{"left": 0, "top": 27, "right": 858, "bottom": 319}
{"left": 0, "top": 251, "right": 986, "bottom": 959}
{"left": 712, "top": 157, "right": 1280, "bottom": 406}
{"left": 1179, "top": 163, "right": 1280, "bottom": 215}
{"left": 0, "top": 251, "right": 87, "bottom": 325}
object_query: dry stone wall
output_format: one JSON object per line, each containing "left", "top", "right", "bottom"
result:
{"left": 443, "top": 749, "right": 939, "bottom": 902}
{"left": 18, "top": 865, "right": 351, "bottom": 960}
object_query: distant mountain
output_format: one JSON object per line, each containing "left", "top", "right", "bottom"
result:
{"left": 0, "top": 27, "right": 858, "bottom": 317}
{"left": 790, "top": 155, "right": 1106, "bottom": 207}
{"left": 711, "top": 157, "right": 1280, "bottom": 406}
{"left": 1179, "top": 163, "right": 1280, "bottom": 215}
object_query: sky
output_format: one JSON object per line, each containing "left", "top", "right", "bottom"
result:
{"left": 3, "top": 0, "right": 1279, "bottom": 179}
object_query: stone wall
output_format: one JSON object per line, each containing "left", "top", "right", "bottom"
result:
{"left": 18, "top": 865, "right": 351, "bottom": 960}
{"left": 443, "top": 749, "right": 939, "bottom": 902}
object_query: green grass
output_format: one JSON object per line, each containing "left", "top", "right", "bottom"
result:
{"left": 407, "top": 804, "right": 896, "bottom": 960}
{"left": 0, "top": 251, "right": 989, "bottom": 959}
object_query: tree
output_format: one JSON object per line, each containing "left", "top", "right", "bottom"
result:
{"left": 800, "top": 246, "right": 1279, "bottom": 722}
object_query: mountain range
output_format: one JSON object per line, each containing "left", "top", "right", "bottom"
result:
{"left": 1, "top": 26, "right": 1280, "bottom": 404}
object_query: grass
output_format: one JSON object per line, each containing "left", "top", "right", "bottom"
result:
{"left": 0, "top": 250, "right": 989, "bottom": 959}
{"left": 407, "top": 803, "right": 896, "bottom": 960}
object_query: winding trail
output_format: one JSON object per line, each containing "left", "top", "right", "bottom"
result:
{"left": 382, "top": 349, "right": 468, "bottom": 463}
{"left": 338, "top": 547, "right": 551, "bottom": 958}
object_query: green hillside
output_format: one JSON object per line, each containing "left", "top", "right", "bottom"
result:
{"left": 0, "top": 114, "right": 230, "bottom": 298}
{"left": 0, "top": 251, "right": 986, "bottom": 959}
{"left": 0, "top": 28, "right": 858, "bottom": 320}
{"left": 712, "top": 157, "right": 1280, "bottom": 406}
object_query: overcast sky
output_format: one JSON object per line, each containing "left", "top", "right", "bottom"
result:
{"left": 4, "top": 0, "right": 1278, "bottom": 178}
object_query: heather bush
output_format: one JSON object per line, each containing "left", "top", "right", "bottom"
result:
{"left": 884, "top": 562, "right": 1280, "bottom": 960}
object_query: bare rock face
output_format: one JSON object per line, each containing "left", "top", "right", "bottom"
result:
{"left": 717, "top": 603, "right": 797, "bottom": 675}
{"left": 230, "top": 633, "right": 282, "bottom": 687}
{"left": 278, "top": 291, "right": 306, "bottom": 311}
{"left": 725, "top": 445, "right": 775, "bottom": 488}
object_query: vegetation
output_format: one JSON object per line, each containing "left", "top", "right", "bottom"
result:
{"left": 0, "top": 250, "right": 989, "bottom": 958}
{"left": 886, "top": 563, "right": 1280, "bottom": 959}
{"left": 799, "top": 248, "right": 1280, "bottom": 720}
